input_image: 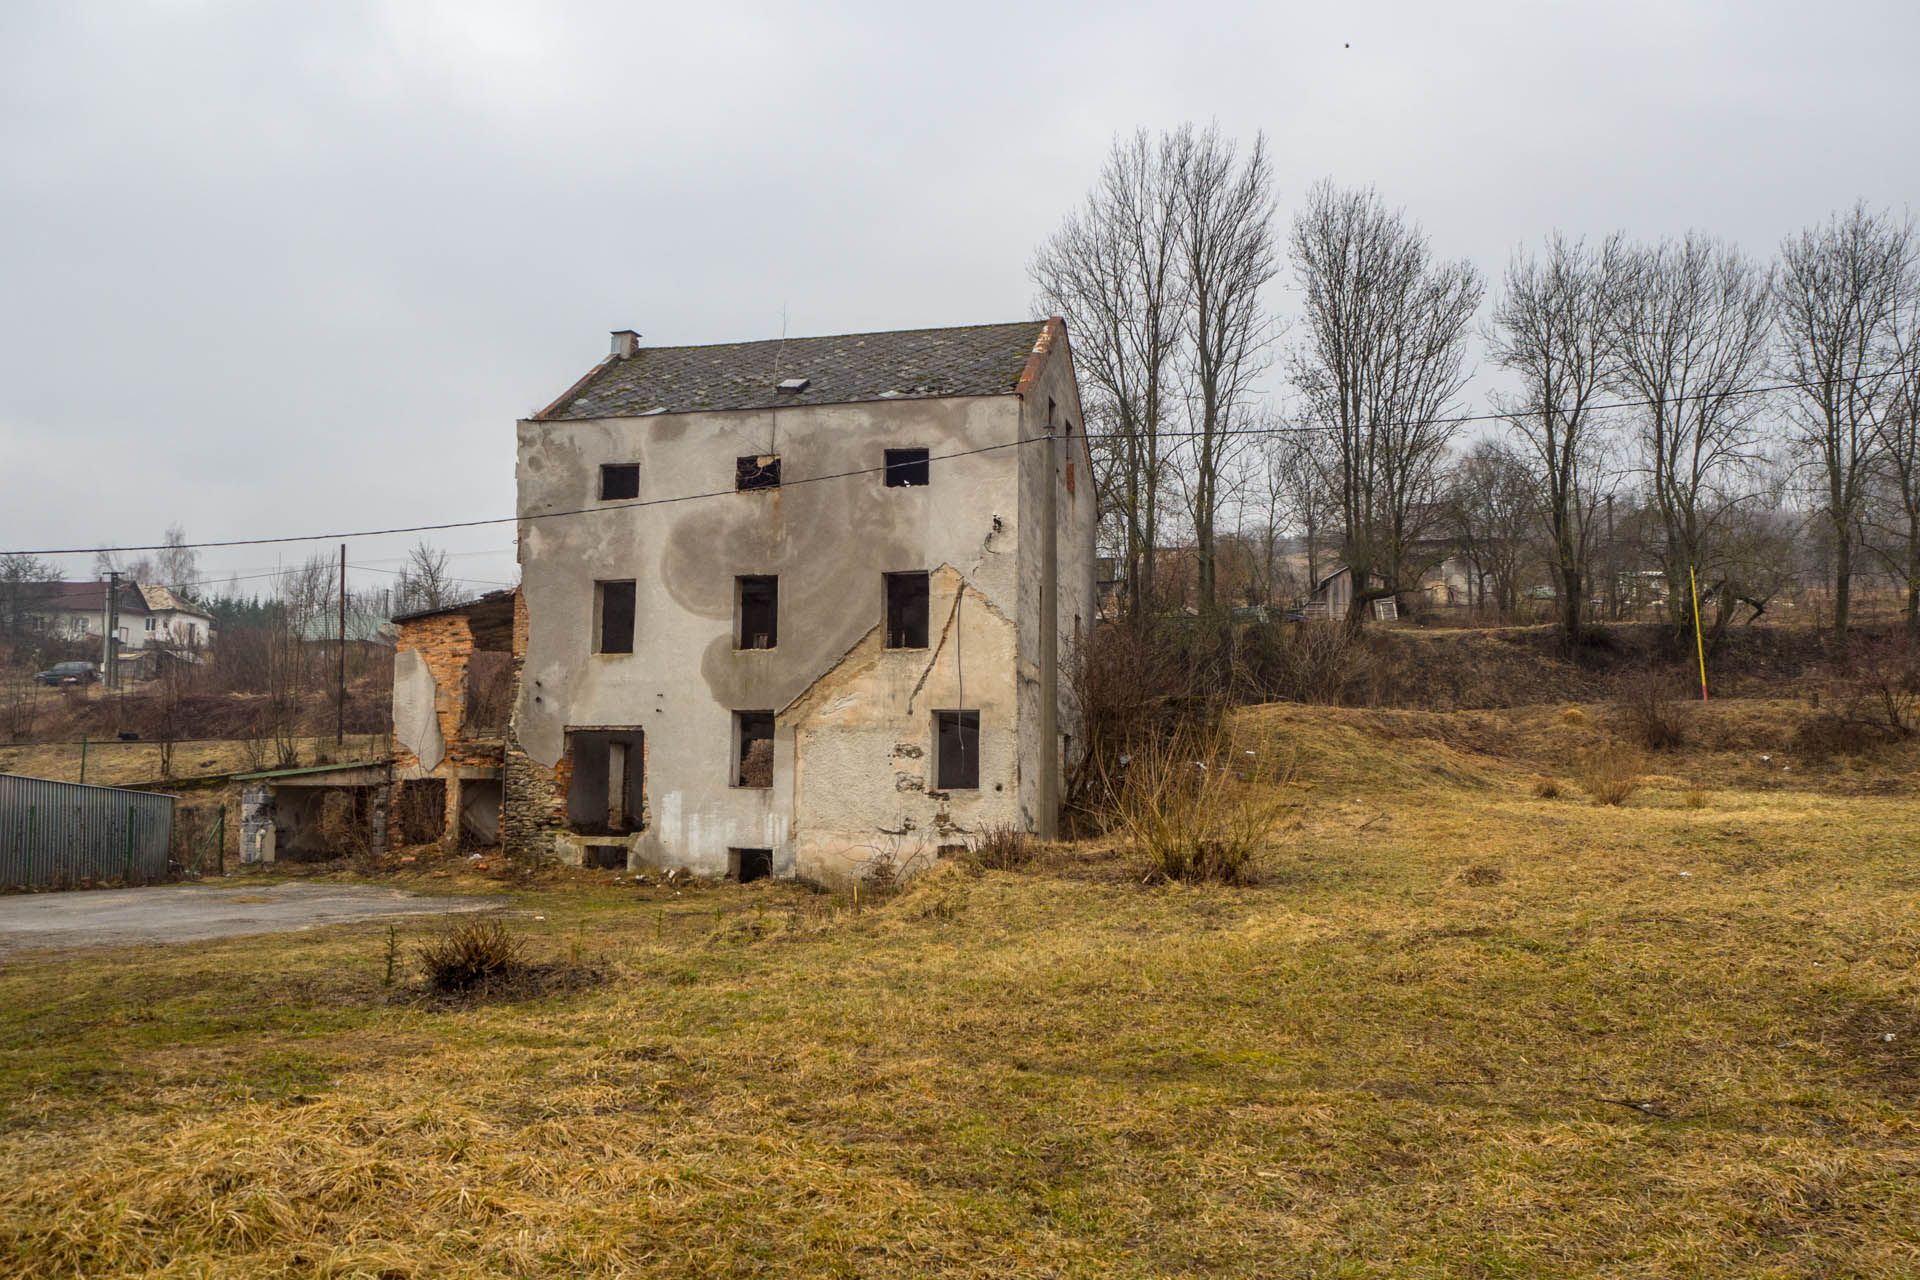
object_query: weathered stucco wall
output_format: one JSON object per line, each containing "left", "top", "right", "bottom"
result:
{"left": 507, "top": 325, "right": 1098, "bottom": 881}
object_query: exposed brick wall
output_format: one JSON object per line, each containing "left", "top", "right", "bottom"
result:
{"left": 393, "top": 606, "right": 509, "bottom": 844}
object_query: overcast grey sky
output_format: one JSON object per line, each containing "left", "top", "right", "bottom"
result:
{"left": 4, "top": 0, "right": 1917, "bottom": 595}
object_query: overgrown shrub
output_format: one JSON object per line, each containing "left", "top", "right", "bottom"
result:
{"left": 970, "top": 821, "right": 1033, "bottom": 871}
{"left": 1618, "top": 667, "right": 1689, "bottom": 750}
{"left": 419, "top": 918, "right": 526, "bottom": 992}
{"left": 313, "top": 790, "right": 372, "bottom": 860}
{"left": 1792, "top": 636, "right": 1918, "bottom": 757}
{"left": 1578, "top": 741, "right": 1644, "bottom": 806}
{"left": 1110, "top": 733, "right": 1291, "bottom": 885}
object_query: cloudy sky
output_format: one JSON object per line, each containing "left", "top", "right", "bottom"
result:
{"left": 4, "top": 0, "right": 1917, "bottom": 595}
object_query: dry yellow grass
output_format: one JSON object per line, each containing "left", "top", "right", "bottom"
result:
{"left": 1, "top": 700, "right": 1916, "bottom": 1276}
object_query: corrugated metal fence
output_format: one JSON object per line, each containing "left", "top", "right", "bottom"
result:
{"left": 0, "top": 773, "right": 176, "bottom": 889}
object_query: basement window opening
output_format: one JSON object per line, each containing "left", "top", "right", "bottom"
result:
{"left": 599, "top": 463, "right": 640, "bottom": 501}
{"left": 734, "top": 711, "right": 774, "bottom": 788}
{"left": 884, "top": 572, "right": 930, "bottom": 649}
{"left": 935, "top": 710, "right": 980, "bottom": 791}
{"left": 595, "top": 580, "right": 636, "bottom": 654}
{"left": 735, "top": 575, "right": 777, "bottom": 649}
{"left": 736, "top": 455, "right": 781, "bottom": 491}
{"left": 730, "top": 847, "right": 773, "bottom": 882}
{"left": 884, "top": 447, "right": 930, "bottom": 487}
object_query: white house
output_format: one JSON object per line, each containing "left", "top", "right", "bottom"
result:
{"left": 136, "top": 585, "right": 215, "bottom": 648}
{"left": 488, "top": 319, "right": 1097, "bottom": 883}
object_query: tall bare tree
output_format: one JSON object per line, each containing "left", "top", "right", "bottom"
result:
{"left": 1031, "top": 131, "right": 1185, "bottom": 619}
{"left": 1290, "top": 182, "right": 1483, "bottom": 626}
{"left": 154, "top": 524, "right": 200, "bottom": 598}
{"left": 394, "top": 539, "right": 462, "bottom": 614}
{"left": 1445, "top": 439, "right": 1539, "bottom": 620}
{"left": 1867, "top": 251, "right": 1920, "bottom": 643}
{"left": 1775, "top": 203, "right": 1915, "bottom": 649}
{"left": 1170, "top": 125, "right": 1276, "bottom": 613}
{"left": 1489, "top": 233, "right": 1625, "bottom": 646}
{"left": 1610, "top": 233, "right": 1774, "bottom": 647}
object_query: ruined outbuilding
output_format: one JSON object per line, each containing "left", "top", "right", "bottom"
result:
{"left": 391, "top": 589, "right": 518, "bottom": 847}
{"left": 506, "top": 319, "right": 1097, "bottom": 882}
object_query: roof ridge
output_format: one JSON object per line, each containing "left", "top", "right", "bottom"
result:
{"left": 618, "top": 319, "right": 1044, "bottom": 355}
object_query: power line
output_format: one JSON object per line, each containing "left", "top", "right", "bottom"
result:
{"left": 7, "top": 362, "right": 1913, "bottom": 560}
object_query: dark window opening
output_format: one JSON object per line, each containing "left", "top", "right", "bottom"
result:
{"left": 395, "top": 779, "right": 446, "bottom": 844}
{"left": 935, "top": 710, "right": 980, "bottom": 790}
{"left": 600, "top": 463, "right": 640, "bottom": 501}
{"left": 730, "top": 847, "right": 772, "bottom": 882}
{"left": 885, "top": 572, "right": 930, "bottom": 649}
{"left": 566, "top": 729, "right": 644, "bottom": 835}
{"left": 597, "top": 580, "right": 635, "bottom": 654}
{"left": 583, "top": 844, "right": 627, "bottom": 870}
{"left": 884, "top": 448, "right": 930, "bottom": 487}
{"left": 734, "top": 711, "right": 774, "bottom": 788}
{"left": 736, "top": 575, "right": 777, "bottom": 649}
{"left": 736, "top": 455, "right": 781, "bottom": 491}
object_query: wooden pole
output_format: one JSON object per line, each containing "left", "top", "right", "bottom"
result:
{"left": 337, "top": 543, "right": 347, "bottom": 745}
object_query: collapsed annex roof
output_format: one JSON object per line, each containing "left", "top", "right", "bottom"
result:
{"left": 535, "top": 320, "right": 1053, "bottom": 420}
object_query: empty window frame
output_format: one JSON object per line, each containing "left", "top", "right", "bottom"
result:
{"left": 596, "top": 580, "right": 636, "bottom": 654}
{"left": 736, "top": 575, "right": 777, "bottom": 649}
{"left": 599, "top": 463, "right": 640, "bottom": 501}
{"left": 736, "top": 455, "right": 781, "bottom": 491}
{"left": 734, "top": 711, "right": 774, "bottom": 788}
{"left": 934, "top": 710, "right": 980, "bottom": 790}
{"left": 884, "top": 572, "right": 930, "bottom": 649}
{"left": 566, "top": 728, "right": 644, "bottom": 835}
{"left": 884, "top": 447, "right": 930, "bottom": 487}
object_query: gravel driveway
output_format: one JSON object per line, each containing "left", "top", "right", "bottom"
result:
{"left": 0, "top": 881, "right": 500, "bottom": 954}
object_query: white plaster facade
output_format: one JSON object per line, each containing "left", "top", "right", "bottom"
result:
{"left": 507, "top": 321, "right": 1096, "bottom": 882}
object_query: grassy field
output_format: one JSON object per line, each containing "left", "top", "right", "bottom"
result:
{"left": 1, "top": 700, "right": 1916, "bottom": 1277}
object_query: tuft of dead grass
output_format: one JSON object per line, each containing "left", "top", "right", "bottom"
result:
{"left": 1532, "top": 775, "right": 1563, "bottom": 799}
{"left": 1579, "top": 740, "right": 1645, "bottom": 806}
{"left": 1110, "top": 733, "right": 1293, "bottom": 885}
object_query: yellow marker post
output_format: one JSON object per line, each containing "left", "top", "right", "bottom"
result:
{"left": 1689, "top": 565, "right": 1709, "bottom": 702}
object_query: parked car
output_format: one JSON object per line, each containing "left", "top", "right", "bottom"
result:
{"left": 34, "top": 660, "right": 100, "bottom": 686}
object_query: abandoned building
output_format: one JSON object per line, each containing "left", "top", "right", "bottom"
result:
{"left": 391, "top": 589, "right": 518, "bottom": 846}
{"left": 506, "top": 319, "right": 1097, "bottom": 881}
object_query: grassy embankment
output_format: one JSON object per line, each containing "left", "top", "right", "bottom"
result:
{"left": 0, "top": 699, "right": 1915, "bottom": 1277}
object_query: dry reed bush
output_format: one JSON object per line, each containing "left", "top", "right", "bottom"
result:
{"left": 1532, "top": 775, "right": 1563, "bottom": 799}
{"left": 1683, "top": 787, "right": 1709, "bottom": 809}
{"left": 418, "top": 918, "right": 525, "bottom": 992}
{"left": 1579, "top": 740, "right": 1645, "bottom": 806}
{"left": 1618, "top": 666, "right": 1689, "bottom": 750}
{"left": 1110, "top": 733, "right": 1292, "bottom": 885}
{"left": 1560, "top": 706, "right": 1586, "bottom": 725}
{"left": 313, "top": 791, "right": 372, "bottom": 860}
{"left": 968, "top": 820, "right": 1033, "bottom": 871}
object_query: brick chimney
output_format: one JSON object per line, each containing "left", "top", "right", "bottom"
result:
{"left": 610, "top": 329, "right": 641, "bottom": 359}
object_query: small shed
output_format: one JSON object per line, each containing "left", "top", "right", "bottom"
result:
{"left": 1303, "top": 566, "right": 1398, "bottom": 622}
{"left": 235, "top": 760, "right": 391, "bottom": 864}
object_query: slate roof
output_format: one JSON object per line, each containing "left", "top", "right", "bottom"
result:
{"left": 36, "top": 582, "right": 150, "bottom": 616}
{"left": 539, "top": 321, "right": 1049, "bottom": 420}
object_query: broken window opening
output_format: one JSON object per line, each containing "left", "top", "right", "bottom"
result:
{"left": 730, "top": 847, "right": 772, "bottom": 882}
{"left": 596, "top": 580, "right": 636, "bottom": 654}
{"left": 734, "top": 711, "right": 774, "bottom": 788}
{"left": 935, "top": 710, "right": 980, "bottom": 791}
{"left": 583, "top": 844, "right": 626, "bottom": 870}
{"left": 884, "top": 572, "right": 930, "bottom": 649}
{"left": 884, "top": 447, "right": 930, "bottom": 487}
{"left": 600, "top": 463, "right": 640, "bottom": 501}
{"left": 566, "top": 728, "right": 644, "bottom": 835}
{"left": 735, "top": 575, "right": 778, "bottom": 649}
{"left": 736, "top": 455, "right": 781, "bottom": 491}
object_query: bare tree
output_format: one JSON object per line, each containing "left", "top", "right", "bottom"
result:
{"left": 1489, "top": 233, "right": 1625, "bottom": 646}
{"left": 1169, "top": 125, "right": 1276, "bottom": 614}
{"left": 154, "top": 524, "right": 200, "bottom": 597}
{"left": 1610, "top": 233, "right": 1774, "bottom": 648}
{"left": 1445, "top": 438, "right": 1539, "bottom": 620}
{"left": 1775, "top": 203, "right": 1915, "bottom": 650}
{"left": 1290, "top": 182, "right": 1483, "bottom": 626}
{"left": 1866, "top": 258, "right": 1920, "bottom": 643}
{"left": 1032, "top": 131, "right": 1186, "bottom": 619}
{"left": 394, "top": 540, "right": 462, "bottom": 614}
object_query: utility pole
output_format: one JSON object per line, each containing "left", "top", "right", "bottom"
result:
{"left": 102, "top": 570, "right": 121, "bottom": 691}
{"left": 336, "top": 544, "right": 347, "bottom": 746}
